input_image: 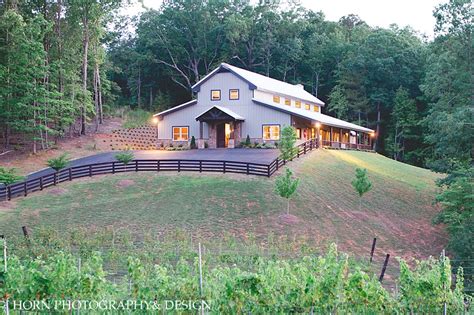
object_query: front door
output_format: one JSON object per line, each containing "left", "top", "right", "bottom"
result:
{"left": 217, "top": 123, "right": 226, "bottom": 148}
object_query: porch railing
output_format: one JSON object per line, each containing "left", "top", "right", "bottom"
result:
{"left": 321, "top": 140, "right": 372, "bottom": 151}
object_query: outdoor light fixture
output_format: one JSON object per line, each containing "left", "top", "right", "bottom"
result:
{"left": 315, "top": 122, "right": 321, "bottom": 129}
{"left": 152, "top": 117, "right": 159, "bottom": 124}
{"left": 371, "top": 132, "right": 376, "bottom": 138}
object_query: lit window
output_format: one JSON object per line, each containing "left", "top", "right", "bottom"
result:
{"left": 305, "top": 103, "right": 311, "bottom": 110}
{"left": 262, "top": 125, "right": 280, "bottom": 140}
{"left": 285, "top": 98, "right": 291, "bottom": 106}
{"left": 173, "top": 126, "right": 189, "bottom": 141}
{"left": 229, "top": 89, "right": 239, "bottom": 100}
{"left": 296, "top": 128, "right": 301, "bottom": 139}
{"left": 211, "top": 90, "right": 221, "bottom": 101}
{"left": 273, "top": 95, "right": 280, "bottom": 103}
{"left": 295, "top": 101, "right": 301, "bottom": 108}
{"left": 313, "top": 106, "right": 320, "bottom": 112}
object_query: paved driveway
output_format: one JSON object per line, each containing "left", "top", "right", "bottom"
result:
{"left": 26, "top": 149, "right": 280, "bottom": 180}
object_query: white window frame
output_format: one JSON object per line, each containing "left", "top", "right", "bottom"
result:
{"left": 262, "top": 125, "right": 280, "bottom": 141}
{"left": 172, "top": 126, "right": 189, "bottom": 141}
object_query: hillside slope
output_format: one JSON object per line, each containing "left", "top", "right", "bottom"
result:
{"left": 0, "top": 149, "right": 446, "bottom": 260}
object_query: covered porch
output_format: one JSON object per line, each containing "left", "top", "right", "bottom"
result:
{"left": 291, "top": 115, "right": 374, "bottom": 151}
{"left": 195, "top": 106, "right": 245, "bottom": 149}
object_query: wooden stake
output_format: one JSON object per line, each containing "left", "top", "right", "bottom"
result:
{"left": 379, "top": 254, "right": 390, "bottom": 282}
{"left": 198, "top": 243, "right": 204, "bottom": 315}
{"left": 370, "top": 237, "right": 377, "bottom": 263}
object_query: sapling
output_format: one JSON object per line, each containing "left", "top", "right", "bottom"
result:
{"left": 351, "top": 168, "right": 372, "bottom": 211}
{"left": 115, "top": 151, "right": 134, "bottom": 170}
{"left": 279, "top": 126, "right": 297, "bottom": 160}
{"left": 47, "top": 153, "right": 70, "bottom": 171}
{"left": 275, "top": 168, "right": 299, "bottom": 215}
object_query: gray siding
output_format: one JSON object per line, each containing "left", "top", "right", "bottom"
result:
{"left": 158, "top": 71, "right": 291, "bottom": 140}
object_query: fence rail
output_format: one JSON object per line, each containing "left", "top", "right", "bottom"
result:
{"left": 0, "top": 138, "right": 338, "bottom": 201}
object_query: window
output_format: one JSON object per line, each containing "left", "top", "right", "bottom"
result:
{"left": 172, "top": 126, "right": 189, "bottom": 141}
{"left": 229, "top": 89, "right": 239, "bottom": 100}
{"left": 313, "top": 105, "right": 320, "bottom": 112}
{"left": 262, "top": 125, "right": 280, "bottom": 140}
{"left": 296, "top": 128, "right": 301, "bottom": 139}
{"left": 285, "top": 98, "right": 291, "bottom": 106}
{"left": 211, "top": 90, "right": 221, "bottom": 101}
{"left": 305, "top": 103, "right": 311, "bottom": 110}
{"left": 295, "top": 101, "right": 301, "bottom": 108}
{"left": 273, "top": 95, "right": 280, "bottom": 103}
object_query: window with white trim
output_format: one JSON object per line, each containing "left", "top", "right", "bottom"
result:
{"left": 173, "top": 126, "right": 189, "bottom": 141}
{"left": 211, "top": 90, "right": 221, "bottom": 101}
{"left": 262, "top": 125, "right": 280, "bottom": 140}
{"left": 229, "top": 89, "right": 239, "bottom": 100}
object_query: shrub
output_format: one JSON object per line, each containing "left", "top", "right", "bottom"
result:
{"left": 0, "top": 167, "right": 23, "bottom": 185}
{"left": 47, "top": 154, "right": 70, "bottom": 171}
{"left": 122, "top": 108, "right": 152, "bottom": 129}
{"left": 275, "top": 168, "right": 299, "bottom": 215}
{"left": 190, "top": 136, "right": 197, "bottom": 149}
{"left": 245, "top": 135, "right": 251, "bottom": 146}
{"left": 115, "top": 151, "right": 134, "bottom": 165}
{"left": 204, "top": 141, "right": 209, "bottom": 148}
{"left": 351, "top": 168, "right": 372, "bottom": 211}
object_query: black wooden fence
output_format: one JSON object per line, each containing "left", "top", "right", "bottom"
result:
{"left": 0, "top": 139, "right": 319, "bottom": 201}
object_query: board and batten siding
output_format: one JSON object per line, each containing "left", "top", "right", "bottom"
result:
{"left": 158, "top": 71, "right": 291, "bottom": 140}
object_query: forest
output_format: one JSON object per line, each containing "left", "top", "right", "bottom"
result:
{"left": 0, "top": 0, "right": 472, "bottom": 265}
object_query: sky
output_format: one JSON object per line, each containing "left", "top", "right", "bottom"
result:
{"left": 127, "top": 0, "right": 447, "bottom": 38}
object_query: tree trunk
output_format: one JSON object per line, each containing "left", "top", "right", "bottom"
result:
{"left": 374, "top": 102, "right": 381, "bottom": 152}
{"left": 137, "top": 67, "right": 141, "bottom": 108}
{"left": 149, "top": 87, "right": 153, "bottom": 109}
{"left": 97, "top": 65, "right": 103, "bottom": 124}
{"left": 81, "top": 21, "right": 89, "bottom": 135}
{"left": 94, "top": 63, "right": 99, "bottom": 132}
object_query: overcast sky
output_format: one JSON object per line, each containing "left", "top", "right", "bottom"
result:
{"left": 127, "top": 0, "right": 447, "bottom": 37}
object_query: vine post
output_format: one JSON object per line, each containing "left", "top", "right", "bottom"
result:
{"left": 1, "top": 235, "right": 9, "bottom": 315}
{"left": 441, "top": 249, "right": 447, "bottom": 315}
{"left": 198, "top": 242, "right": 204, "bottom": 315}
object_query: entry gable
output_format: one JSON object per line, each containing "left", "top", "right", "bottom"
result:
{"left": 195, "top": 106, "right": 245, "bottom": 122}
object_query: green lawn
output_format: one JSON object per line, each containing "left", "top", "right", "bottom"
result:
{"left": 0, "top": 149, "right": 446, "bottom": 260}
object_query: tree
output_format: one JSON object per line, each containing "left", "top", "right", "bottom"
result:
{"left": 115, "top": 150, "right": 134, "bottom": 165}
{"left": 279, "top": 126, "right": 297, "bottom": 160}
{"left": 275, "top": 168, "right": 299, "bottom": 215}
{"left": 328, "top": 85, "right": 349, "bottom": 120}
{"left": 351, "top": 168, "right": 372, "bottom": 211}
{"left": 0, "top": 167, "right": 23, "bottom": 185}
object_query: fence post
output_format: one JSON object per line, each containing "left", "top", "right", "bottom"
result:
{"left": 267, "top": 164, "right": 270, "bottom": 177}
{"left": 442, "top": 249, "right": 447, "bottom": 315}
{"left": 69, "top": 168, "right": 72, "bottom": 181}
{"left": 7, "top": 186, "right": 11, "bottom": 201}
{"left": 370, "top": 237, "right": 377, "bottom": 263}
{"left": 198, "top": 243, "right": 204, "bottom": 315}
{"left": 24, "top": 182, "right": 27, "bottom": 197}
{"left": 39, "top": 177, "right": 43, "bottom": 191}
{"left": 379, "top": 254, "right": 390, "bottom": 282}
{"left": 199, "top": 161, "right": 202, "bottom": 173}
{"left": 276, "top": 158, "right": 279, "bottom": 171}
{"left": 54, "top": 172, "right": 57, "bottom": 186}
{"left": 2, "top": 235, "right": 9, "bottom": 315}
{"left": 223, "top": 161, "right": 226, "bottom": 173}
{"left": 112, "top": 162, "right": 116, "bottom": 174}
{"left": 135, "top": 160, "right": 138, "bottom": 172}
{"left": 304, "top": 142, "right": 307, "bottom": 154}
{"left": 178, "top": 160, "right": 181, "bottom": 172}
{"left": 89, "top": 165, "right": 92, "bottom": 177}
{"left": 246, "top": 163, "right": 250, "bottom": 175}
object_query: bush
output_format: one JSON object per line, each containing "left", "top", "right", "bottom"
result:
{"left": 115, "top": 151, "right": 134, "bottom": 165}
{"left": 245, "top": 135, "right": 251, "bottom": 146}
{"left": 190, "top": 136, "right": 197, "bottom": 149}
{"left": 0, "top": 167, "right": 23, "bottom": 185}
{"left": 204, "top": 141, "right": 209, "bottom": 148}
{"left": 47, "top": 154, "right": 70, "bottom": 171}
{"left": 279, "top": 126, "right": 297, "bottom": 160}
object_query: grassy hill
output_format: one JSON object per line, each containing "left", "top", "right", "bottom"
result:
{"left": 0, "top": 149, "right": 446, "bottom": 261}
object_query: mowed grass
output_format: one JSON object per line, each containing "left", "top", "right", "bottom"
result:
{"left": 0, "top": 149, "right": 446, "bottom": 260}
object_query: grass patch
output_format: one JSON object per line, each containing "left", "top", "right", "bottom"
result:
{"left": 122, "top": 108, "right": 152, "bottom": 128}
{"left": 1, "top": 150, "right": 447, "bottom": 260}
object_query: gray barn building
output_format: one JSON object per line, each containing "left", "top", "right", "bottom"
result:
{"left": 153, "top": 63, "right": 374, "bottom": 149}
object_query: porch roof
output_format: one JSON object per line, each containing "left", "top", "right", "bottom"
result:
{"left": 252, "top": 99, "right": 374, "bottom": 133}
{"left": 195, "top": 105, "right": 245, "bottom": 122}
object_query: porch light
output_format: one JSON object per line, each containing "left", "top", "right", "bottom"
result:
{"left": 152, "top": 117, "right": 159, "bottom": 124}
{"left": 315, "top": 122, "right": 321, "bottom": 129}
{"left": 370, "top": 132, "right": 376, "bottom": 138}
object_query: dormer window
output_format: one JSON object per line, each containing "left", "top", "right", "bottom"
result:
{"left": 211, "top": 90, "right": 221, "bottom": 101}
{"left": 285, "top": 98, "right": 291, "bottom": 106}
{"left": 295, "top": 101, "right": 301, "bottom": 108}
{"left": 305, "top": 103, "right": 311, "bottom": 111}
{"left": 273, "top": 95, "right": 280, "bottom": 103}
{"left": 313, "top": 106, "right": 320, "bottom": 112}
{"left": 229, "top": 89, "right": 239, "bottom": 100}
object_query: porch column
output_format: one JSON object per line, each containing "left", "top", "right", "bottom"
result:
{"left": 340, "top": 129, "right": 343, "bottom": 145}
{"left": 330, "top": 127, "right": 333, "bottom": 145}
{"left": 199, "top": 121, "right": 203, "bottom": 139}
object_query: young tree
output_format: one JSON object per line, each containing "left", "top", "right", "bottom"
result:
{"left": 0, "top": 167, "right": 23, "bottom": 185}
{"left": 47, "top": 153, "right": 70, "bottom": 171}
{"left": 115, "top": 150, "right": 134, "bottom": 165}
{"left": 351, "top": 168, "right": 372, "bottom": 211}
{"left": 275, "top": 168, "right": 299, "bottom": 215}
{"left": 279, "top": 125, "right": 297, "bottom": 160}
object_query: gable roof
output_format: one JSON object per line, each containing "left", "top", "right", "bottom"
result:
{"left": 195, "top": 105, "right": 245, "bottom": 121}
{"left": 153, "top": 99, "right": 197, "bottom": 117}
{"left": 252, "top": 99, "right": 373, "bottom": 133}
{"left": 192, "top": 63, "right": 325, "bottom": 106}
